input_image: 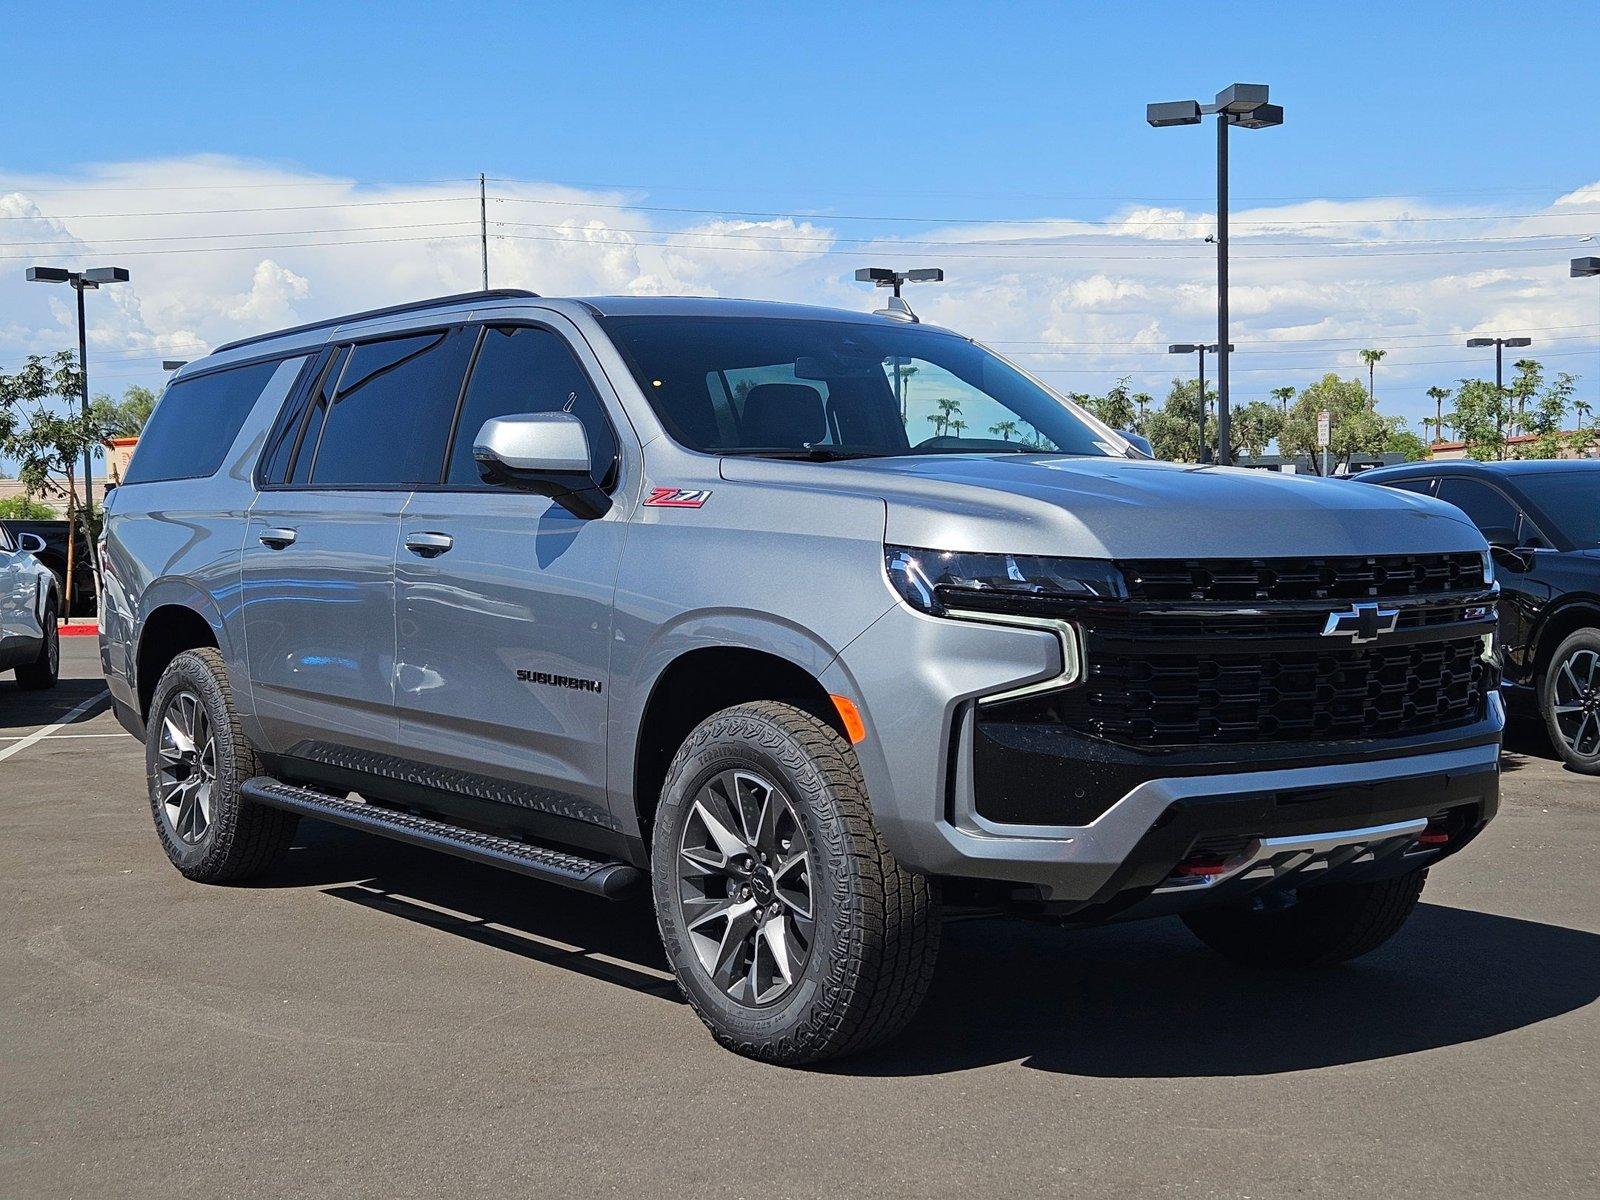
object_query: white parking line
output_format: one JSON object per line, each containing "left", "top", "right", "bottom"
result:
{"left": 0, "top": 732, "right": 125, "bottom": 742}
{"left": 0, "top": 690, "right": 112, "bottom": 763}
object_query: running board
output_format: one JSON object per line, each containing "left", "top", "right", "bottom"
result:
{"left": 241, "top": 777, "right": 642, "bottom": 898}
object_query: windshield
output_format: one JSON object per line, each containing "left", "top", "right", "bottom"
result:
{"left": 598, "top": 315, "right": 1124, "bottom": 460}
{"left": 1515, "top": 470, "right": 1600, "bottom": 548}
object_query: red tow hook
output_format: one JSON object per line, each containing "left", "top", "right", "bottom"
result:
{"left": 1173, "top": 854, "right": 1232, "bottom": 877}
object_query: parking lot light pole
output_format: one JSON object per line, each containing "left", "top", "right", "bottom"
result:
{"left": 1466, "top": 335, "right": 1533, "bottom": 442}
{"left": 1148, "top": 85, "right": 1283, "bottom": 468}
{"left": 1169, "top": 342, "right": 1231, "bottom": 463}
{"left": 1574, "top": 257, "right": 1600, "bottom": 418}
{"left": 26, "top": 265, "right": 131, "bottom": 512}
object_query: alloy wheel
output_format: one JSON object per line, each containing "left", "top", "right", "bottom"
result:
{"left": 156, "top": 690, "right": 217, "bottom": 844}
{"left": 1552, "top": 648, "right": 1600, "bottom": 757}
{"left": 677, "top": 768, "right": 814, "bottom": 1007}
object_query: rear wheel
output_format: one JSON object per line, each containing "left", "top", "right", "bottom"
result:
{"left": 146, "top": 647, "right": 298, "bottom": 882}
{"left": 1541, "top": 628, "right": 1600, "bottom": 775}
{"left": 651, "top": 701, "right": 939, "bottom": 1064}
{"left": 1182, "top": 870, "right": 1427, "bottom": 968}
{"left": 14, "top": 601, "right": 59, "bottom": 691}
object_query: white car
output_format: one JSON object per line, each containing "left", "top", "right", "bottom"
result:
{"left": 0, "top": 524, "right": 61, "bottom": 690}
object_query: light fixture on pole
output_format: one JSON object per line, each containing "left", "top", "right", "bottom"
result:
{"left": 26, "top": 265, "right": 131, "bottom": 514}
{"left": 1148, "top": 84, "right": 1283, "bottom": 467}
{"left": 1169, "top": 342, "right": 1232, "bottom": 464}
{"left": 1466, "top": 335, "right": 1533, "bottom": 440}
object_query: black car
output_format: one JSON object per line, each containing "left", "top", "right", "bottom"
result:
{"left": 1357, "top": 459, "right": 1600, "bottom": 773}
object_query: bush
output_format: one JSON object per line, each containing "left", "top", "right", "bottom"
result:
{"left": 0, "top": 496, "right": 58, "bottom": 520}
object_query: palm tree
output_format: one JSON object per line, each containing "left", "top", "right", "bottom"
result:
{"left": 1575, "top": 399, "right": 1593, "bottom": 430}
{"left": 1271, "top": 386, "right": 1295, "bottom": 414}
{"left": 989, "top": 419, "right": 1020, "bottom": 442}
{"left": 948, "top": 418, "right": 967, "bottom": 438}
{"left": 933, "top": 396, "right": 962, "bottom": 437}
{"left": 1426, "top": 385, "right": 1452, "bottom": 442}
{"left": 1359, "top": 349, "right": 1387, "bottom": 407}
{"left": 1421, "top": 416, "right": 1438, "bottom": 447}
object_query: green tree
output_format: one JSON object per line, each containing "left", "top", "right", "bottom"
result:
{"left": 1514, "top": 369, "right": 1576, "bottom": 460}
{"left": 0, "top": 351, "right": 112, "bottom": 612}
{"left": 1425, "top": 385, "right": 1453, "bottom": 442}
{"left": 1279, "top": 374, "right": 1403, "bottom": 475}
{"left": 1385, "top": 428, "right": 1429, "bottom": 462}
{"left": 1143, "top": 377, "right": 1214, "bottom": 464}
{"left": 1228, "top": 399, "right": 1285, "bottom": 459}
{"left": 988, "top": 418, "right": 1020, "bottom": 442}
{"left": 932, "top": 395, "right": 963, "bottom": 437}
{"left": 1082, "top": 378, "right": 1137, "bottom": 433}
{"left": 1270, "top": 386, "right": 1296, "bottom": 415}
{"left": 1507, "top": 358, "right": 1543, "bottom": 437}
{"left": 1132, "top": 392, "right": 1154, "bottom": 430}
{"left": 1359, "top": 349, "right": 1387, "bottom": 406}
{"left": 1446, "top": 378, "right": 1513, "bottom": 461}
{"left": 91, "top": 383, "right": 158, "bottom": 439}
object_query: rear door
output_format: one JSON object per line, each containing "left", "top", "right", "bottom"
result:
{"left": 393, "top": 318, "right": 630, "bottom": 833}
{"left": 241, "top": 327, "right": 476, "bottom": 759}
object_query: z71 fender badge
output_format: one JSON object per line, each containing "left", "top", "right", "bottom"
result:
{"left": 644, "top": 487, "right": 712, "bottom": 509}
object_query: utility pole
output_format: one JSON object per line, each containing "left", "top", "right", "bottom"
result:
{"left": 479, "top": 173, "right": 489, "bottom": 290}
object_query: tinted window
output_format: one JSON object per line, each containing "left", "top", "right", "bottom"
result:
{"left": 282, "top": 348, "right": 346, "bottom": 487}
{"left": 1436, "top": 478, "right": 1518, "bottom": 534}
{"left": 1506, "top": 469, "right": 1600, "bottom": 548}
{"left": 0, "top": 523, "right": 14, "bottom": 552}
{"left": 124, "top": 357, "right": 305, "bottom": 484}
{"left": 309, "top": 330, "right": 474, "bottom": 487}
{"left": 598, "top": 316, "right": 1119, "bottom": 459}
{"left": 447, "top": 325, "right": 617, "bottom": 486}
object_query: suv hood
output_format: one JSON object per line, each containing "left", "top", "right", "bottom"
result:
{"left": 721, "top": 452, "right": 1486, "bottom": 559}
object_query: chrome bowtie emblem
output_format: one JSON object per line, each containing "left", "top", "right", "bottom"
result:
{"left": 1322, "top": 602, "right": 1400, "bottom": 643}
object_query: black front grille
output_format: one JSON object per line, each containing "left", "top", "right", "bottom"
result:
{"left": 1058, "top": 632, "right": 1489, "bottom": 745}
{"left": 1118, "top": 552, "right": 1486, "bottom": 603}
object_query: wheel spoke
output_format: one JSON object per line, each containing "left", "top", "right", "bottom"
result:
{"left": 690, "top": 797, "right": 746, "bottom": 862}
{"left": 733, "top": 772, "right": 769, "bottom": 846}
{"left": 709, "top": 901, "right": 760, "bottom": 991}
{"left": 772, "top": 852, "right": 812, "bottom": 919}
{"left": 760, "top": 914, "right": 797, "bottom": 987}
{"left": 1575, "top": 713, "right": 1598, "bottom": 755}
{"left": 174, "top": 780, "right": 198, "bottom": 840}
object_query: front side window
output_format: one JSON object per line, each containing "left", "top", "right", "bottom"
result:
{"left": 309, "top": 329, "right": 474, "bottom": 487}
{"left": 1436, "top": 478, "right": 1519, "bottom": 536}
{"left": 1506, "top": 470, "right": 1600, "bottom": 548}
{"left": 598, "top": 316, "right": 1122, "bottom": 460}
{"left": 447, "top": 325, "right": 617, "bottom": 486}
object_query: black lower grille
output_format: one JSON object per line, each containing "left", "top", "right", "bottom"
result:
{"left": 1118, "top": 552, "right": 1486, "bottom": 603}
{"left": 1057, "top": 633, "right": 1488, "bottom": 745}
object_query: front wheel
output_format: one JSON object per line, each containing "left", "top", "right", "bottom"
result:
{"left": 1542, "top": 628, "right": 1600, "bottom": 775}
{"left": 14, "top": 601, "right": 59, "bottom": 691}
{"left": 1182, "top": 870, "right": 1427, "bottom": 969}
{"left": 651, "top": 701, "right": 940, "bottom": 1065}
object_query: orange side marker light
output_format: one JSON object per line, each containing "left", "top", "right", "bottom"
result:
{"left": 830, "top": 694, "right": 868, "bottom": 744}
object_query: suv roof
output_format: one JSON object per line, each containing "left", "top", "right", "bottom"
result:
{"left": 1359, "top": 458, "right": 1600, "bottom": 482}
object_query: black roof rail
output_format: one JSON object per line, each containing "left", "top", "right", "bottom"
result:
{"left": 211, "top": 289, "right": 541, "bottom": 354}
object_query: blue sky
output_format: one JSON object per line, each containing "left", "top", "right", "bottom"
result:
{"left": 3, "top": 1, "right": 1598, "bottom": 435}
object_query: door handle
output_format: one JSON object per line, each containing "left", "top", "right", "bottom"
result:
{"left": 258, "top": 528, "right": 297, "bottom": 549}
{"left": 404, "top": 532, "right": 454, "bottom": 558}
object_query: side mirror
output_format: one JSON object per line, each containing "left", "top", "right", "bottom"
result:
{"left": 1121, "top": 430, "right": 1154, "bottom": 458}
{"left": 17, "top": 532, "right": 47, "bottom": 554}
{"left": 472, "top": 413, "right": 610, "bottom": 519}
{"left": 1481, "top": 526, "right": 1531, "bottom": 571}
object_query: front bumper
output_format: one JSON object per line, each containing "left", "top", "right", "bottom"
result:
{"left": 825, "top": 599, "right": 1502, "bottom": 909}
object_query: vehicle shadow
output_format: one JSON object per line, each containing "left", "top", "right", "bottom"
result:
{"left": 274, "top": 823, "right": 1598, "bottom": 1077}
{"left": 0, "top": 677, "right": 110, "bottom": 733}
{"left": 841, "top": 902, "right": 1600, "bottom": 1078}
{"left": 272, "top": 820, "right": 681, "bottom": 1004}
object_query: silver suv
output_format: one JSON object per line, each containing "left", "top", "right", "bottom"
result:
{"left": 102, "top": 290, "right": 1503, "bottom": 1063}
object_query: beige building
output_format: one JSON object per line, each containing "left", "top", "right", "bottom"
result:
{"left": 0, "top": 436, "right": 132, "bottom": 516}
{"left": 1428, "top": 431, "right": 1600, "bottom": 462}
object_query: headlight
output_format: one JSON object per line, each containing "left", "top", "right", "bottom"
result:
{"left": 1481, "top": 547, "right": 1495, "bottom": 587}
{"left": 884, "top": 545, "right": 1125, "bottom": 617}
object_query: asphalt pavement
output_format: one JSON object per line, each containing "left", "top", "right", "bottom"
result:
{"left": 2, "top": 638, "right": 1596, "bottom": 1198}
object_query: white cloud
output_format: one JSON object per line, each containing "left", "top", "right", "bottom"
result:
{"left": 0, "top": 154, "right": 1594, "bottom": 430}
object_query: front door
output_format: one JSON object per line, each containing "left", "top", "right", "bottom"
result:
{"left": 394, "top": 320, "right": 630, "bottom": 836}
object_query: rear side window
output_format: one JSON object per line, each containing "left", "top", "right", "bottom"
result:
{"left": 1382, "top": 476, "right": 1437, "bottom": 497}
{"left": 309, "top": 329, "right": 474, "bottom": 487}
{"left": 123, "top": 357, "right": 303, "bottom": 484}
{"left": 446, "top": 325, "right": 618, "bottom": 486}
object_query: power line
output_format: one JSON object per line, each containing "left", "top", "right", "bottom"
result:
{"left": 0, "top": 232, "right": 479, "bottom": 261}
{"left": 0, "top": 196, "right": 477, "bottom": 221}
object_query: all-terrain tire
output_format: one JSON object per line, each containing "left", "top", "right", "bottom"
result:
{"left": 13, "top": 600, "right": 59, "bottom": 691}
{"left": 651, "top": 701, "right": 940, "bottom": 1065}
{"left": 1182, "top": 869, "right": 1427, "bottom": 968}
{"left": 1541, "top": 627, "right": 1600, "bottom": 775}
{"left": 146, "top": 647, "right": 298, "bottom": 882}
